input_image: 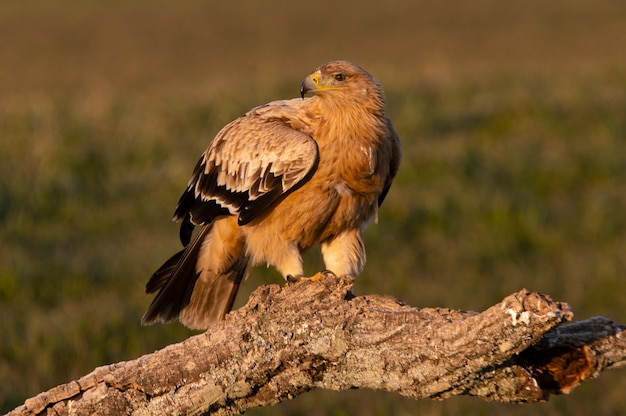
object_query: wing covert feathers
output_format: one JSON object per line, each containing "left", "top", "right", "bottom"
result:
{"left": 174, "top": 104, "right": 319, "bottom": 238}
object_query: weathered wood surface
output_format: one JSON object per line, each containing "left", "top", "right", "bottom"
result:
{"left": 9, "top": 275, "right": 626, "bottom": 416}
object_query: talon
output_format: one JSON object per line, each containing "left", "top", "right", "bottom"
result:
{"left": 311, "top": 270, "right": 337, "bottom": 281}
{"left": 320, "top": 269, "right": 337, "bottom": 279}
{"left": 286, "top": 274, "right": 301, "bottom": 284}
{"left": 286, "top": 270, "right": 336, "bottom": 284}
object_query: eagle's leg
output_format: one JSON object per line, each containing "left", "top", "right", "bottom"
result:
{"left": 320, "top": 229, "right": 366, "bottom": 276}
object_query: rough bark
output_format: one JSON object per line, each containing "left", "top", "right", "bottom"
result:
{"left": 9, "top": 275, "right": 626, "bottom": 416}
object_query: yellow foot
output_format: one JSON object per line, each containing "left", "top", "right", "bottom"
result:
{"left": 286, "top": 270, "right": 336, "bottom": 284}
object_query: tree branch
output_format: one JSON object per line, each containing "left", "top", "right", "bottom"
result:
{"left": 9, "top": 275, "right": 626, "bottom": 415}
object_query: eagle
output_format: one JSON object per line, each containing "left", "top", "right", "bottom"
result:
{"left": 142, "top": 61, "right": 401, "bottom": 329}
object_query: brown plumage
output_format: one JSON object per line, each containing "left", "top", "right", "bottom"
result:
{"left": 142, "top": 61, "right": 401, "bottom": 329}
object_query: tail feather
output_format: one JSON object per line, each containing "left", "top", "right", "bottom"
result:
{"left": 145, "top": 250, "right": 184, "bottom": 294}
{"left": 178, "top": 254, "right": 247, "bottom": 328}
{"left": 142, "top": 217, "right": 248, "bottom": 329}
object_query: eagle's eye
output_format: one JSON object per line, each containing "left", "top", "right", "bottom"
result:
{"left": 334, "top": 73, "right": 346, "bottom": 81}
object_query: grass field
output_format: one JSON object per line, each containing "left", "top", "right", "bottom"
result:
{"left": 1, "top": 0, "right": 625, "bottom": 414}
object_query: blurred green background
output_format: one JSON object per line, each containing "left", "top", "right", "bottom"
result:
{"left": 1, "top": 0, "right": 625, "bottom": 414}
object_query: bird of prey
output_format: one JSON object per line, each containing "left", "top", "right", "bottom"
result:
{"left": 142, "top": 61, "right": 401, "bottom": 329}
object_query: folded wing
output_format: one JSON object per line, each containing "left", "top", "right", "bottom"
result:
{"left": 175, "top": 112, "right": 319, "bottom": 246}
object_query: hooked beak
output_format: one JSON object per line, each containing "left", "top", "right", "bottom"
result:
{"left": 300, "top": 73, "right": 320, "bottom": 99}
